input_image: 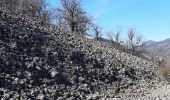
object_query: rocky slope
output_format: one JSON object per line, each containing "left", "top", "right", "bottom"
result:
{"left": 0, "top": 11, "right": 160, "bottom": 99}
{"left": 136, "top": 81, "right": 170, "bottom": 100}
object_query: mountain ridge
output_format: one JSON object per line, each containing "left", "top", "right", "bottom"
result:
{"left": 145, "top": 38, "right": 170, "bottom": 47}
{"left": 144, "top": 38, "right": 170, "bottom": 59}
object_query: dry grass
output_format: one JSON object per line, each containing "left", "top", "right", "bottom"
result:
{"left": 157, "top": 60, "right": 170, "bottom": 81}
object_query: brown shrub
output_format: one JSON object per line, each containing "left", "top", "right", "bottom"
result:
{"left": 157, "top": 60, "right": 170, "bottom": 81}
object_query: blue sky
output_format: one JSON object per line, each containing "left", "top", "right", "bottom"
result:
{"left": 48, "top": 0, "right": 170, "bottom": 41}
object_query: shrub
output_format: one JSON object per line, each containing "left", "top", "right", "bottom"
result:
{"left": 157, "top": 60, "right": 170, "bottom": 81}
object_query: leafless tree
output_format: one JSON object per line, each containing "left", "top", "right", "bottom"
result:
{"left": 55, "top": 0, "right": 91, "bottom": 34}
{"left": 33, "top": 0, "right": 45, "bottom": 16}
{"left": 148, "top": 49, "right": 158, "bottom": 63}
{"left": 0, "top": 0, "right": 51, "bottom": 21}
{"left": 93, "top": 24, "right": 102, "bottom": 41}
{"left": 127, "top": 28, "right": 145, "bottom": 54}
{"left": 19, "top": 0, "right": 32, "bottom": 15}
{"left": 41, "top": 10, "right": 52, "bottom": 24}
{"left": 107, "top": 30, "right": 122, "bottom": 48}
{"left": 113, "top": 31, "right": 121, "bottom": 43}
{"left": 19, "top": 0, "right": 51, "bottom": 24}
{"left": 20, "top": 0, "right": 48, "bottom": 16}
{"left": 0, "top": 0, "right": 19, "bottom": 13}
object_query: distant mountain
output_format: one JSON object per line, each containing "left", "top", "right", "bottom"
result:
{"left": 144, "top": 38, "right": 170, "bottom": 58}
{"left": 98, "top": 37, "right": 110, "bottom": 43}
{"left": 144, "top": 40, "right": 156, "bottom": 46}
{"left": 145, "top": 38, "right": 170, "bottom": 47}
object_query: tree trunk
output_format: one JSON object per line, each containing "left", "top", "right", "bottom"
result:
{"left": 71, "top": 22, "right": 76, "bottom": 32}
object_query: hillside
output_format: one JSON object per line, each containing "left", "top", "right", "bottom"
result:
{"left": 0, "top": 11, "right": 160, "bottom": 99}
{"left": 145, "top": 38, "right": 170, "bottom": 59}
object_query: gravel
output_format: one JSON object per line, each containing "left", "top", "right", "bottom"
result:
{"left": 0, "top": 10, "right": 163, "bottom": 99}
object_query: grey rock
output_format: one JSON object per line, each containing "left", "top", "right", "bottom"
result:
{"left": 36, "top": 94, "right": 45, "bottom": 100}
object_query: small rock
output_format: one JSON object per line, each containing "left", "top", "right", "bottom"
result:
{"left": 36, "top": 94, "right": 45, "bottom": 100}
{"left": 51, "top": 71, "right": 58, "bottom": 78}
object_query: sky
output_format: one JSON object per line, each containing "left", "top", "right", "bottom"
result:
{"left": 48, "top": 0, "right": 170, "bottom": 41}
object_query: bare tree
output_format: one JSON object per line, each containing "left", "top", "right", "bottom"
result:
{"left": 93, "top": 24, "right": 102, "bottom": 41}
{"left": 55, "top": 0, "right": 91, "bottom": 34}
{"left": 20, "top": 0, "right": 48, "bottom": 16}
{"left": 19, "top": 0, "right": 51, "bottom": 24}
{"left": 77, "top": 15, "right": 92, "bottom": 35}
{"left": 127, "top": 28, "right": 145, "bottom": 54}
{"left": 0, "top": 0, "right": 19, "bottom": 13}
{"left": 19, "top": 0, "right": 32, "bottom": 15}
{"left": 33, "top": 0, "right": 45, "bottom": 15}
{"left": 107, "top": 30, "right": 122, "bottom": 48}
{"left": 41, "top": 10, "right": 52, "bottom": 24}
{"left": 113, "top": 31, "right": 121, "bottom": 43}
{"left": 148, "top": 49, "right": 158, "bottom": 63}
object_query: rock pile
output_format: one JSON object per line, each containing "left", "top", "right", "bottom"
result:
{"left": 0, "top": 11, "right": 159, "bottom": 99}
